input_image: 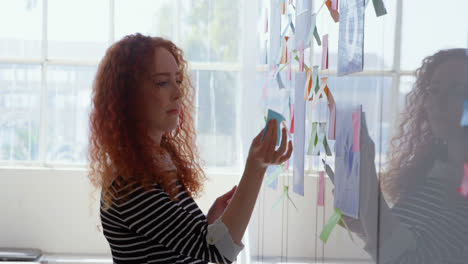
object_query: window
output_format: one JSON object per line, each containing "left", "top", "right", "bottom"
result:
{"left": 0, "top": 0, "right": 243, "bottom": 169}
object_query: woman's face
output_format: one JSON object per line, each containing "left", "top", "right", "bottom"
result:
{"left": 424, "top": 59, "right": 468, "bottom": 141}
{"left": 141, "top": 47, "right": 183, "bottom": 135}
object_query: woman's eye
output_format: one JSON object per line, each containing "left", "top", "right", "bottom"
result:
{"left": 156, "top": 81, "right": 168, "bottom": 87}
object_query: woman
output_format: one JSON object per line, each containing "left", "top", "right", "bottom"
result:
{"left": 88, "top": 33, "right": 292, "bottom": 264}
{"left": 335, "top": 48, "right": 468, "bottom": 263}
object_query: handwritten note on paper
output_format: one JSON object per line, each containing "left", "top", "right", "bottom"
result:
{"left": 460, "top": 101, "right": 468, "bottom": 127}
{"left": 352, "top": 109, "right": 361, "bottom": 152}
{"left": 458, "top": 163, "right": 468, "bottom": 198}
{"left": 262, "top": 109, "right": 286, "bottom": 146}
{"left": 293, "top": 72, "right": 307, "bottom": 196}
{"left": 337, "top": 0, "right": 365, "bottom": 76}
{"left": 322, "top": 34, "right": 329, "bottom": 70}
{"left": 334, "top": 105, "right": 362, "bottom": 219}
{"left": 318, "top": 171, "right": 325, "bottom": 206}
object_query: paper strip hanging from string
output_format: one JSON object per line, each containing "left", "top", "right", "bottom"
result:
{"left": 321, "top": 34, "right": 329, "bottom": 70}
{"left": 304, "top": 68, "right": 312, "bottom": 101}
{"left": 287, "top": 51, "right": 292, "bottom": 80}
{"left": 324, "top": 85, "right": 336, "bottom": 140}
{"left": 264, "top": 165, "right": 284, "bottom": 186}
{"left": 326, "top": 0, "right": 340, "bottom": 22}
{"left": 317, "top": 171, "right": 325, "bottom": 206}
{"left": 458, "top": 163, "right": 468, "bottom": 199}
{"left": 372, "top": 0, "right": 387, "bottom": 17}
{"left": 299, "top": 40, "right": 304, "bottom": 72}
{"left": 290, "top": 103, "right": 295, "bottom": 133}
{"left": 281, "top": 0, "right": 286, "bottom": 15}
{"left": 460, "top": 101, "right": 468, "bottom": 127}
{"left": 311, "top": 77, "right": 328, "bottom": 109}
{"left": 273, "top": 185, "right": 298, "bottom": 210}
{"left": 320, "top": 208, "right": 342, "bottom": 243}
{"left": 307, "top": 122, "right": 318, "bottom": 155}
{"left": 262, "top": 109, "right": 286, "bottom": 146}
{"left": 313, "top": 123, "right": 332, "bottom": 156}
{"left": 306, "top": 13, "right": 321, "bottom": 47}
{"left": 352, "top": 109, "right": 361, "bottom": 152}
{"left": 262, "top": 66, "right": 276, "bottom": 100}
{"left": 276, "top": 72, "right": 286, "bottom": 89}
{"left": 265, "top": 8, "right": 269, "bottom": 33}
{"left": 281, "top": 14, "right": 296, "bottom": 38}
{"left": 307, "top": 66, "right": 320, "bottom": 101}
{"left": 280, "top": 36, "right": 289, "bottom": 64}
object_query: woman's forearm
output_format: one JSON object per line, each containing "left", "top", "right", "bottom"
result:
{"left": 221, "top": 161, "right": 266, "bottom": 245}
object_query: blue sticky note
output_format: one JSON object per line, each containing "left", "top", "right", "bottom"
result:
{"left": 262, "top": 109, "right": 286, "bottom": 146}
{"left": 461, "top": 101, "right": 468, "bottom": 127}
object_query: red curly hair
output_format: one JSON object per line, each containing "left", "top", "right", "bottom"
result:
{"left": 88, "top": 33, "right": 206, "bottom": 208}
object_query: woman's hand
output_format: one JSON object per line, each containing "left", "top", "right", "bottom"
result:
{"left": 207, "top": 186, "right": 237, "bottom": 224}
{"left": 246, "top": 119, "right": 293, "bottom": 173}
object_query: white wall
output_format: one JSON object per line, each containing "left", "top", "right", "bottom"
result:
{"left": 0, "top": 168, "right": 370, "bottom": 262}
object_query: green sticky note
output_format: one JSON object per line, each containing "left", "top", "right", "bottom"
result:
{"left": 372, "top": 0, "right": 387, "bottom": 17}
{"left": 262, "top": 109, "right": 286, "bottom": 146}
{"left": 264, "top": 166, "right": 284, "bottom": 186}
{"left": 320, "top": 208, "right": 342, "bottom": 243}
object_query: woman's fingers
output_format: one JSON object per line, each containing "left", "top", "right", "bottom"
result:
{"left": 278, "top": 140, "right": 293, "bottom": 164}
{"left": 264, "top": 119, "right": 277, "bottom": 154}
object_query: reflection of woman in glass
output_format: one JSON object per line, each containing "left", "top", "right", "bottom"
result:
{"left": 88, "top": 34, "right": 292, "bottom": 263}
{"left": 338, "top": 49, "right": 468, "bottom": 263}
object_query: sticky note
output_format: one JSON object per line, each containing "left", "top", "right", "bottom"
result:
{"left": 326, "top": 0, "right": 340, "bottom": 22}
{"left": 290, "top": 103, "right": 295, "bottom": 133}
{"left": 372, "top": 0, "right": 387, "bottom": 17}
{"left": 262, "top": 109, "right": 286, "bottom": 146}
{"left": 307, "top": 122, "right": 318, "bottom": 155}
{"left": 320, "top": 208, "right": 342, "bottom": 243}
{"left": 264, "top": 165, "right": 283, "bottom": 187}
{"left": 265, "top": 8, "right": 268, "bottom": 33}
{"left": 304, "top": 69, "right": 312, "bottom": 101}
{"left": 325, "top": 85, "right": 336, "bottom": 140}
{"left": 458, "top": 163, "right": 468, "bottom": 198}
{"left": 460, "top": 101, "right": 468, "bottom": 127}
{"left": 281, "top": 0, "right": 286, "bottom": 15}
{"left": 287, "top": 51, "right": 292, "bottom": 80}
{"left": 352, "top": 109, "right": 360, "bottom": 152}
{"left": 299, "top": 40, "right": 304, "bottom": 72}
{"left": 321, "top": 34, "right": 329, "bottom": 70}
{"left": 318, "top": 171, "right": 325, "bottom": 206}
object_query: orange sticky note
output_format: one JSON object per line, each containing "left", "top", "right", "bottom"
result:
{"left": 281, "top": 0, "right": 286, "bottom": 15}
{"left": 321, "top": 34, "right": 329, "bottom": 70}
{"left": 280, "top": 36, "right": 289, "bottom": 64}
{"left": 326, "top": 0, "right": 340, "bottom": 22}
{"left": 318, "top": 171, "right": 325, "bottom": 206}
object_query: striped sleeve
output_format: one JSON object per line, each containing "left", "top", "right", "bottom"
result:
{"left": 115, "top": 185, "right": 235, "bottom": 264}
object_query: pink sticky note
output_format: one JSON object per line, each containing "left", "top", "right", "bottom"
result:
{"left": 287, "top": 51, "right": 292, "bottom": 80}
{"left": 458, "top": 163, "right": 468, "bottom": 198}
{"left": 352, "top": 109, "right": 361, "bottom": 152}
{"left": 290, "top": 104, "right": 295, "bottom": 134}
{"left": 265, "top": 8, "right": 268, "bottom": 33}
{"left": 318, "top": 171, "right": 325, "bottom": 206}
{"left": 285, "top": 160, "right": 289, "bottom": 171}
{"left": 321, "top": 34, "right": 329, "bottom": 70}
{"left": 299, "top": 40, "right": 304, "bottom": 72}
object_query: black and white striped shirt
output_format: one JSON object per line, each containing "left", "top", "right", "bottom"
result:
{"left": 382, "top": 161, "right": 468, "bottom": 264}
{"left": 100, "top": 181, "right": 237, "bottom": 264}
